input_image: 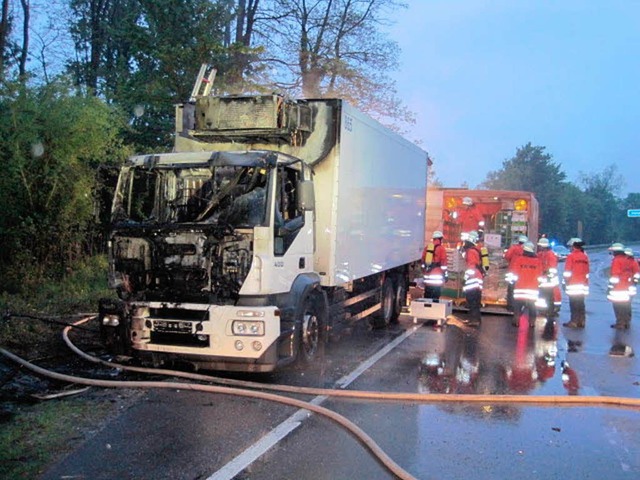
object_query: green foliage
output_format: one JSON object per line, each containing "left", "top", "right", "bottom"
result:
{"left": 0, "top": 255, "right": 113, "bottom": 317}
{"left": 0, "top": 80, "right": 129, "bottom": 293}
{"left": 68, "top": 0, "right": 244, "bottom": 152}
{"left": 481, "top": 143, "right": 569, "bottom": 239}
{"left": 480, "top": 143, "right": 639, "bottom": 244}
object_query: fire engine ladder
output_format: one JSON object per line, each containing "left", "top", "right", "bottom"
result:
{"left": 189, "top": 64, "right": 217, "bottom": 101}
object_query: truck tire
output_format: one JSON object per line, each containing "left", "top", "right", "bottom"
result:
{"left": 391, "top": 275, "right": 407, "bottom": 323}
{"left": 371, "top": 278, "right": 395, "bottom": 329}
{"left": 298, "top": 292, "right": 325, "bottom": 365}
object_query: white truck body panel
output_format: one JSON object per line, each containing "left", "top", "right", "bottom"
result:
{"left": 313, "top": 102, "right": 427, "bottom": 286}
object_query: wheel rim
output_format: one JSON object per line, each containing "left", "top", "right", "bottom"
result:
{"left": 302, "top": 310, "right": 319, "bottom": 359}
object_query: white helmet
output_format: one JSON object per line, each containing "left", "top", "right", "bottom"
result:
{"left": 523, "top": 241, "right": 535, "bottom": 253}
{"left": 518, "top": 235, "right": 528, "bottom": 243}
{"left": 624, "top": 248, "right": 634, "bottom": 257}
{"left": 432, "top": 230, "right": 444, "bottom": 239}
{"left": 609, "top": 242, "right": 625, "bottom": 252}
{"left": 567, "top": 237, "right": 582, "bottom": 247}
{"left": 467, "top": 231, "right": 479, "bottom": 244}
{"left": 462, "top": 197, "right": 473, "bottom": 206}
{"left": 537, "top": 238, "right": 550, "bottom": 248}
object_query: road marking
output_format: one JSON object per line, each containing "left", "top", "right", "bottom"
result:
{"left": 207, "top": 323, "right": 421, "bottom": 480}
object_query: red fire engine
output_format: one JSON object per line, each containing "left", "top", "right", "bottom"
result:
{"left": 424, "top": 188, "right": 540, "bottom": 313}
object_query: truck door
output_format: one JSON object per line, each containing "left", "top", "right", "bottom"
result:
{"left": 274, "top": 165, "right": 305, "bottom": 255}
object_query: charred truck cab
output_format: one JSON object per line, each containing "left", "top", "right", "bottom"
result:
{"left": 100, "top": 68, "right": 428, "bottom": 372}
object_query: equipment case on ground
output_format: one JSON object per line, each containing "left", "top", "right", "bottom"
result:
{"left": 410, "top": 298, "right": 452, "bottom": 325}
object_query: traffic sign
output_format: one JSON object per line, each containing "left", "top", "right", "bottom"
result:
{"left": 628, "top": 209, "right": 640, "bottom": 218}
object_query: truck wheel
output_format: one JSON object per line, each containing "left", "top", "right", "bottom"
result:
{"left": 392, "top": 276, "right": 407, "bottom": 323}
{"left": 298, "top": 293, "right": 325, "bottom": 364}
{"left": 372, "top": 278, "right": 395, "bottom": 329}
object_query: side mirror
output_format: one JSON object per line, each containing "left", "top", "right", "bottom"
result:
{"left": 297, "top": 180, "right": 315, "bottom": 211}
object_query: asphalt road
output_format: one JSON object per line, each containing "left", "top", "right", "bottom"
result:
{"left": 42, "top": 248, "right": 640, "bottom": 480}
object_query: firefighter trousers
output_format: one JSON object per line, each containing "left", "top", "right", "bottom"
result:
{"left": 612, "top": 301, "right": 632, "bottom": 328}
{"left": 465, "top": 288, "right": 482, "bottom": 324}
{"left": 512, "top": 299, "right": 536, "bottom": 327}
{"left": 569, "top": 296, "right": 586, "bottom": 327}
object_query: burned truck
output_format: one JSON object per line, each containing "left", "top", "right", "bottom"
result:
{"left": 99, "top": 75, "right": 428, "bottom": 372}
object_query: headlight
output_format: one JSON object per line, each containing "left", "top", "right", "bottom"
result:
{"left": 232, "top": 320, "right": 265, "bottom": 336}
{"left": 102, "top": 314, "right": 120, "bottom": 327}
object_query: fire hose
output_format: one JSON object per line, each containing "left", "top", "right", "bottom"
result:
{"left": 2, "top": 316, "right": 640, "bottom": 480}
{"left": 60, "top": 317, "right": 640, "bottom": 409}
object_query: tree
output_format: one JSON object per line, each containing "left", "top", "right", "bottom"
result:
{"left": 480, "top": 143, "right": 568, "bottom": 239}
{"left": 0, "top": 0, "right": 11, "bottom": 78}
{"left": 578, "top": 165, "right": 624, "bottom": 245}
{"left": 0, "top": 0, "right": 31, "bottom": 81}
{"left": 68, "top": 0, "right": 254, "bottom": 151}
{"left": 253, "top": 0, "right": 413, "bottom": 129}
{"left": 621, "top": 193, "right": 640, "bottom": 242}
{"left": 0, "top": 79, "right": 129, "bottom": 292}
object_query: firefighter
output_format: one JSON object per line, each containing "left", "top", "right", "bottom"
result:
{"left": 458, "top": 197, "right": 485, "bottom": 233}
{"left": 511, "top": 241, "right": 542, "bottom": 328}
{"left": 422, "top": 231, "right": 448, "bottom": 302}
{"left": 607, "top": 243, "right": 633, "bottom": 330}
{"left": 562, "top": 238, "right": 590, "bottom": 328}
{"left": 536, "top": 237, "right": 560, "bottom": 318}
{"left": 624, "top": 248, "right": 640, "bottom": 298}
{"left": 504, "top": 235, "right": 528, "bottom": 311}
{"left": 461, "top": 230, "right": 484, "bottom": 327}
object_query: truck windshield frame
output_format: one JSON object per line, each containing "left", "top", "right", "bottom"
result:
{"left": 112, "top": 163, "right": 270, "bottom": 228}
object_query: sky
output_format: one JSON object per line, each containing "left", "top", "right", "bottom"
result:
{"left": 388, "top": 1, "right": 640, "bottom": 197}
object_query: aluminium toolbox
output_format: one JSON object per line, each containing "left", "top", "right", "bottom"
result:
{"left": 410, "top": 298, "right": 452, "bottom": 325}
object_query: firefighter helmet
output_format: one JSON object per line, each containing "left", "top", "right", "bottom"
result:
{"left": 609, "top": 242, "right": 625, "bottom": 252}
{"left": 537, "top": 238, "right": 550, "bottom": 248}
{"left": 518, "top": 235, "right": 528, "bottom": 243}
{"left": 462, "top": 197, "right": 473, "bottom": 206}
{"left": 523, "top": 241, "right": 535, "bottom": 253}
{"left": 467, "top": 231, "right": 479, "bottom": 244}
{"left": 432, "top": 231, "right": 444, "bottom": 239}
{"left": 567, "top": 237, "right": 583, "bottom": 247}
{"left": 624, "top": 248, "right": 634, "bottom": 257}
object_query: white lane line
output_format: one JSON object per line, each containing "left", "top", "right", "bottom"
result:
{"left": 207, "top": 324, "right": 421, "bottom": 480}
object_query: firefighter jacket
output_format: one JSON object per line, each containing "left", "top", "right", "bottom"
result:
{"left": 504, "top": 243, "right": 524, "bottom": 284}
{"left": 563, "top": 248, "right": 590, "bottom": 296}
{"left": 462, "top": 244, "right": 484, "bottom": 292}
{"left": 512, "top": 252, "right": 542, "bottom": 302}
{"left": 608, "top": 253, "right": 633, "bottom": 303}
{"left": 422, "top": 239, "right": 448, "bottom": 287}
{"left": 457, "top": 205, "right": 484, "bottom": 233}
{"left": 537, "top": 248, "right": 559, "bottom": 288}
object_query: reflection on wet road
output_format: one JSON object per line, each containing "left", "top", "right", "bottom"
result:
{"left": 417, "top": 316, "right": 574, "bottom": 398}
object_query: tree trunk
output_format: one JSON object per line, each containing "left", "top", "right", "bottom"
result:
{"left": 19, "top": 0, "right": 30, "bottom": 79}
{"left": 0, "top": 0, "right": 10, "bottom": 78}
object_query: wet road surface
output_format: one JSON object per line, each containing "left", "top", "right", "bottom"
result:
{"left": 42, "top": 248, "right": 640, "bottom": 479}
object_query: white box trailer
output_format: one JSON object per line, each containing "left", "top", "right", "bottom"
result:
{"left": 101, "top": 94, "right": 428, "bottom": 372}
{"left": 311, "top": 102, "right": 427, "bottom": 286}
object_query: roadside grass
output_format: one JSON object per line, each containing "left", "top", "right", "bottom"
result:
{"left": 0, "top": 254, "right": 124, "bottom": 479}
{"left": 0, "top": 255, "right": 115, "bottom": 356}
